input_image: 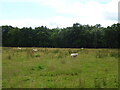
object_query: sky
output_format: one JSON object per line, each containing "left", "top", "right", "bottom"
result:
{"left": 0, "top": 0, "right": 118, "bottom": 29}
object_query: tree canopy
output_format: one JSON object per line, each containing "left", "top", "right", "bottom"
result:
{"left": 1, "top": 23, "right": 120, "bottom": 48}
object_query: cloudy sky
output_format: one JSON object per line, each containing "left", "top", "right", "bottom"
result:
{"left": 0, "top": 0, "right": 118, "bottom": 28}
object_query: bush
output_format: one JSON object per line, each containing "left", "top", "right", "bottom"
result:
{"left": 110, "top": 52, "right": 120, "bottom": 58}
{"left": 34, "top": 54, "right": 40, "bottom": 57}
{"left": 96, "top": 50, "right": 108, "bottom": 58}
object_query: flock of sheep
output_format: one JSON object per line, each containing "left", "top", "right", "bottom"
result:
{"left": 17, "top": 47, "right": 38, "bottom": 52}
{"left": 17, "top": 47, "right": 84, "bottom": 58}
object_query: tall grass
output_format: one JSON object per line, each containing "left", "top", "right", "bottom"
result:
{"left": 2, "top": 47, "right": 118, "bottom": 88}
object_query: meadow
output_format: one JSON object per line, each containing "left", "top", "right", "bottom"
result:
{"left": 2, "top": 47, "right": 119, "bottom": 88}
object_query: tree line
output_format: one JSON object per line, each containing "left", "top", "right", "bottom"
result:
{"left": 1, "top": 23, "right": 120, "bottom": 48}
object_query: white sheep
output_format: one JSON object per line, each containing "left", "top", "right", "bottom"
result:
{"left": 17, "top": 47, "right": 21, "bottom": 50}
{"left": 71, "top": 53, "right": 78, "bottom": 57}
{"left": 33, "top": 48, "right": 38, "bottom": 52}
{"left": 81, "top": 48, "right": 84, "bottom": 49}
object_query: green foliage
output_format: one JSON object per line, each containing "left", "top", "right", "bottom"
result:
{"left": 34, "top": 54, "right": 40, "bottom": 57}
{"left": 110, "top": 52, "right": 120, "bottom": 58}
{"left": 96, "top": 50, "right": 108, "bottom": 58}
{"left": 1, "top": 23, "right": 120, "bottom": 48}
{"left": 37, "top": 65, "right": 44, "bottom": 70}
{"left": 7, "top": 54, "right": 11, "bottom": 60}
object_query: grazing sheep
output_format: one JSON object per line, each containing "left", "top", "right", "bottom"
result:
{"left": 81, "top": 48, "right": 84, "bottom": 49}
{"left": 33, "top": 48, "right": 38, "bottom": 52}
{"left": 17, "top": 47, "right": 21, "bottom": 50}
{"left": 71, "top": 53, "right": 78, "bottom": 57}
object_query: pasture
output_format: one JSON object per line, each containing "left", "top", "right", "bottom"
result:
{"left": 2, "top": 47, "right": 119, "bottom": 88}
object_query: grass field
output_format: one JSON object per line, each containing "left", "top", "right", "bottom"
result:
{"left": 2, "top": 47, "right": 119, "bottom": 88}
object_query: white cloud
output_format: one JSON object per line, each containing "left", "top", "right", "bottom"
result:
{"left": 0, "top": 19, "right": 50, "bottom": 28}
{"left": 0, "top": 17, "right": 76, "bottom": 29}
{"left": 0, "top": 0, "right": 118, "bottom": 28}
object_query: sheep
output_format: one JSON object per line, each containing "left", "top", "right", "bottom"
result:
{"left": 71, "top": 53, "right": 78, "bottom": 57}
{"left": 17, "top": 47, "right": 21, "bottom": 50}
{"left": 32, "top": 48, "right": 38, "bottom": 52}
{"left": 81, "top": 48, "right": 84, "bottom": 49}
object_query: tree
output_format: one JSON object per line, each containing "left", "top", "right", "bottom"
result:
{"left": 1, "top": 23, "right": 120, "bottom": 48}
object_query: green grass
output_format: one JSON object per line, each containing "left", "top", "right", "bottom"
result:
{"left": 2, "top": 47, "right": 119, "bottom": 88}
